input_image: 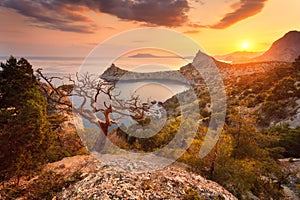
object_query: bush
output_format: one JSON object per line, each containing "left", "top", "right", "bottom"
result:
{"left": 183, "top": 187, "right": 204, "bottom": 200}
{"left": 0, "top": 171, "right": 82, "bottom": 200}
{"left": 264, "top": 124, "right": 300, "bottom": 158}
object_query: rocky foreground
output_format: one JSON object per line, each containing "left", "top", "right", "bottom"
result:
{"left": 46, "top": 155, "right": 237, "bottom": 200}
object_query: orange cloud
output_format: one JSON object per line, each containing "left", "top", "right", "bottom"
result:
{"left": 183, "top": 30, "right": 200, "bottom": 34}
{"left": 0, "top": 0, "right": 191, "bottom": 33}
{"left": 210, "top": 0, "right": 268, "bottom": 29}
{"left": 0, "top": 0, "right": 96, "bottom": 33}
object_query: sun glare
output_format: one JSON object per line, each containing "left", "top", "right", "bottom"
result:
{"left": 241, "top": 42, "right": 250, "bottom": 50}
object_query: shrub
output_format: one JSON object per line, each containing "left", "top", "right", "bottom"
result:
{"left": 183, "top": 187, "right": 204, "bottom": 200}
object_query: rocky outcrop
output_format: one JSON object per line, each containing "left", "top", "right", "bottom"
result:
{"left": 100, "top": 53, "right": 289, "bottom": 85}
{"left": 100, "top": 63, "right": 127, "bottom": 81}
{"left": 276, "top": 98, "right": 300, "bottom": 128}
{"left": 48, "top": 155, "right": 237, "bottom": 200}
{"left": 38, "top": 82, "right": 84, "bottom": 153}
{"left": 101, "top": 64, "right": 190, "bottom": 84}
{"left": 279, "top": 158, "right": 300, "bottom": 199}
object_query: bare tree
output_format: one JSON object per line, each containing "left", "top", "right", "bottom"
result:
{"left": 36, "top": 69, "right": 154, "bottom": 151}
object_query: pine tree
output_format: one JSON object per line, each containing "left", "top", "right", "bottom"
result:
{"left": 292, "top": 55, "right": 300, "bottom": 71}
{"left": 0, "top": 57, "right": 53, "bottom": 184}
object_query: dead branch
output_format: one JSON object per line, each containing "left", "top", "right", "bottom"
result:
{"left": 36, "top": 69, "right": 155, "bottom": 145}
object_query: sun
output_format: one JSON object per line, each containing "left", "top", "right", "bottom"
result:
{"left": 241, "top": 42, "right": 250, "bottom": 50}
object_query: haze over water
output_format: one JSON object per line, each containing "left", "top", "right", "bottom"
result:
{"left": 0, "top": 56, "right": 191, "bottom": 102}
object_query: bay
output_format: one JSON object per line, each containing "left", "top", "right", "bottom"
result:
{"left": 0, "top": 56, "right": 191, "bottom": 101}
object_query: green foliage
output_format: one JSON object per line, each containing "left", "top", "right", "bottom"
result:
{"left": 179, "top": 111, "right": 284, "bottom": 199}
{"left": 292, "top": 55, "right": 300, "bottom": 71}
{"left": 136, "top": 116, "right": 151, "bottom": 126}
{"left": 116, "top": 117, "right": 182, "bottom": 151}
{"left": 259, "top": 74, "right": 300, "bottom": 125}
{"left": 181, "top": 63, "right": 297, "bottom": 199}
{"left": 227, "top": 112, "right": 268, "bottom": 159}
{"left": 0, "top": 57, "right": 36, "bottom": 109}
{"left": 0, "top": 57, "right": 73, "bottom": 183}
{"left": 264, "top": 124, "right": 300, "bottom": 158}
{"left": 0, "top": 57, "right": 49, "bottom": 182}
{"left": 26, "top": 171, "right": 66, "bottom": 199}
{"left": 57, "top": 84, "right": 74, "bottom": 94}
{"left": 113, "top": 102, "right": 285, "bottom": 199}
{"left": 183, "top": 187, "right": 204, "bottom": 200}
{"left": 0, "top": 171, "right": 82, "bottom": 199}
{"left": 261, "top": 100, "right": 287, "bottom": 120}
{"left": 266, "top": 77, "right": 297, "bottom": 101}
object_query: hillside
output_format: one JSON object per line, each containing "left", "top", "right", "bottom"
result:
{"left": 98, "top": 51, "right": 300, "bottom": 199}
{"left": 254, "top": 30, "right": 300, "bottom": 62}
{"left": 2, "top": 32, "right": 300, "bottom": 199}
{"left": 100, "top": 51, "right": 300, "bottom": 129}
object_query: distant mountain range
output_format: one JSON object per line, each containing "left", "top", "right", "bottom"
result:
{"left": 128, "top": 53, "right": 164, "bottom": 58}
{"left": 215, "top": 51, "right": 263, "bottom": 63}
{"left": 128, "top": 53, "right": 194, "bottom": 60}
{"left": 216, "top": 30, "right": 300, "bottom": 63}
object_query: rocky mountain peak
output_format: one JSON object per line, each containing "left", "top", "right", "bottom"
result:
{"left": 254, "top": 30, "right": 300, "bottom": 62}
{"left": 283, "top": 30, "right": 300, "bottom": 38}
{"left": 192, "top": 50, "right": 213, "bottom": 64}
{"left": 100, "top": 63, "right": 127, "bottom": 81}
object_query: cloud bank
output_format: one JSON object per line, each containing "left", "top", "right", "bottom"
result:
{"left": 0, "top": 0, "right": 96, "bottom": 33}
{"left": 0, "top": 0, "right": 268, "bottom": 33}
{"left": 96, "top": 0, "right": 190, "bottom": 27}
{"left": 0, "top": 0, "right": 190, "bottom": 33}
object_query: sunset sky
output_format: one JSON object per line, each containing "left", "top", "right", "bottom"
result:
{"left": 0, "top": 0, "right": 299, "bottom": 57}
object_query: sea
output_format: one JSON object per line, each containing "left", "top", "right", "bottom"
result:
{"left": 0, "top": 56, "right": 192, "bottom": 102}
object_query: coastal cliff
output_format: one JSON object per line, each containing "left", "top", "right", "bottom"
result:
{"left": 100, "top": 52, "right": 289, "bottom": 85}
{"left": 100, "top": 63, "right": 190, "bottom": 84}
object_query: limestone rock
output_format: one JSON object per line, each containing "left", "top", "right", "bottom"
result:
{"left": 47, "top": 155, "right": 237, "bottom": 200}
